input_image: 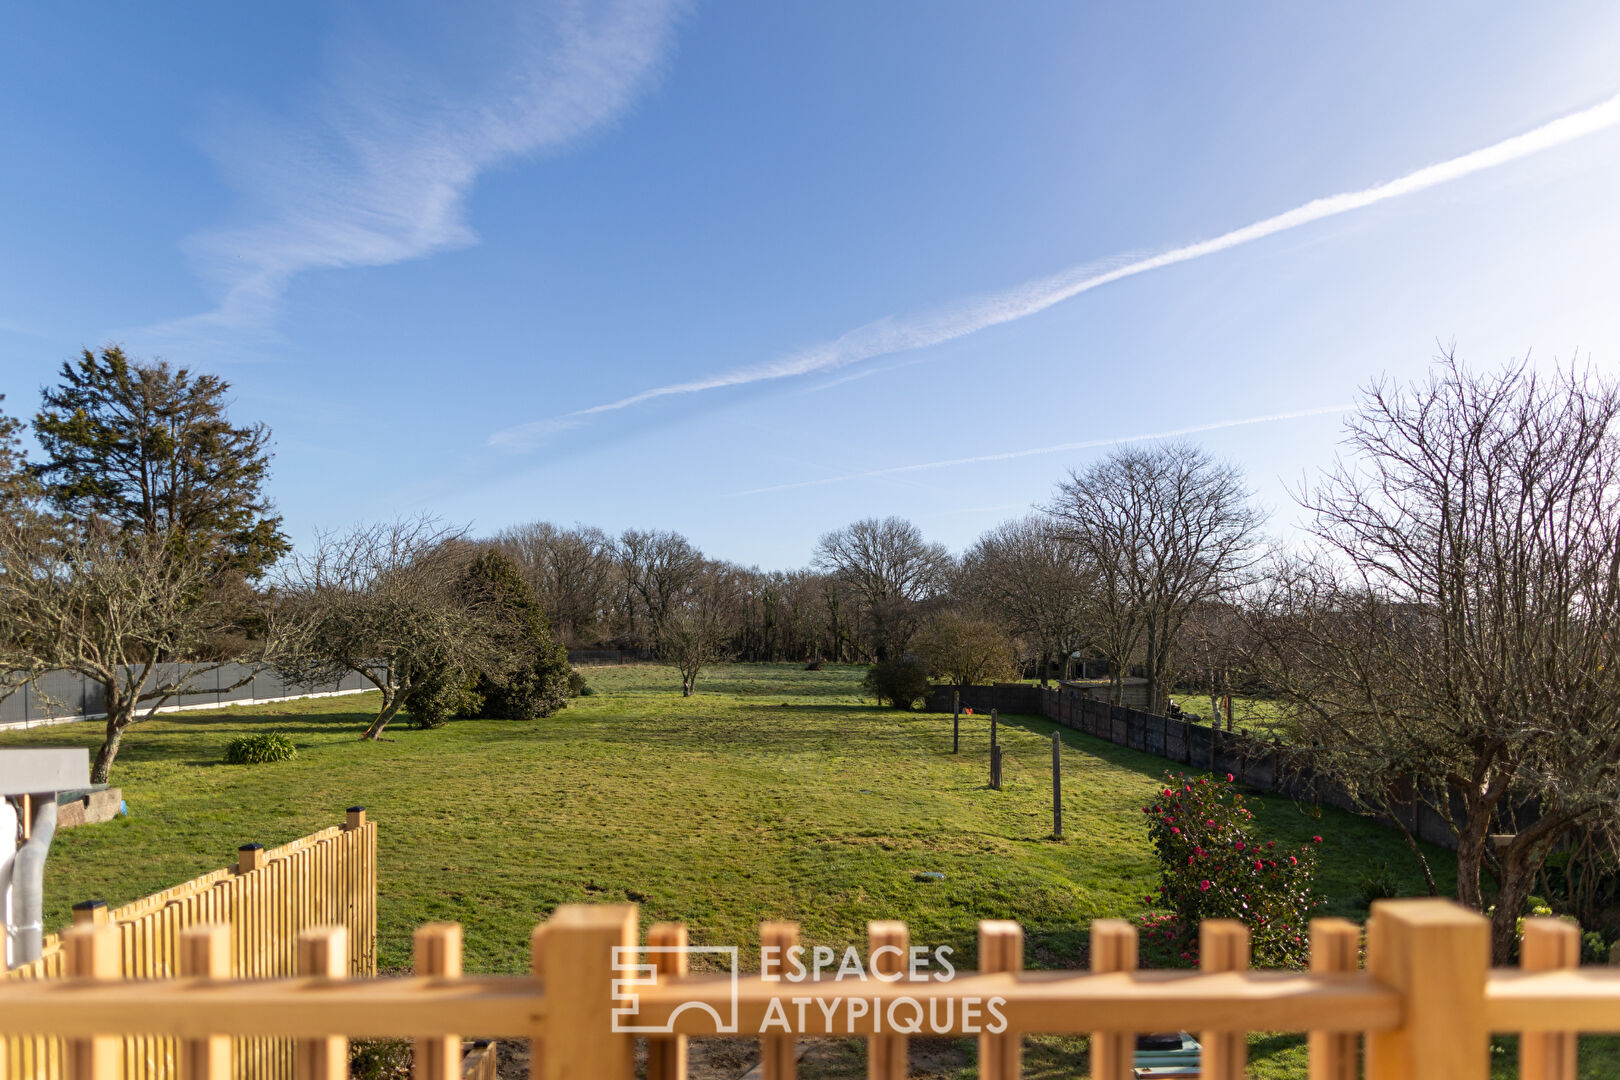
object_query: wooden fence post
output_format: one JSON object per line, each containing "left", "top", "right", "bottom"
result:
{"left": 1308, "top": 918, "right": 1359, "bottom": 1080}
{"left": 536, "top": 904, "right": 636, "bottom": 1080}
{"left": 760, "top": 921, "right": 801, "bottom": 1080}
{"left": 990, "top": 745, "right": 1002, "bottom": 791}
{"left": 71, "top": 899, "right": 109, "bottom": 927}
{"left": 867, "top": 921, "right": 909, "bottom": 1080}
{"left": 1051, "top": 732, "right": 1062, "bottom": 839}
{"left": 65, "top": 922, "right": 121, "bottom": 1080}
{"left": 1521, "top": 917, "right": 1580, "bottom": 1080}
{"left": 1364, "top": 898, "right": 1488, "bottom": 1080}
{"left": 953, "top": 692, "right": 960, "bottom": 754}
{"left": 978, "top": 920, "right": 1022, "bottom": 1080}
{"left": 179, "top": 925, "right": 231, "bottom": 1080}
{"left": 646, "top": 922, "right": 689, "bottom": 1080}
{"left": 1199, "top": 921, "right": 1249, "bottom": 1080}
{"left": 990, "top": 709, "right": 998, "bottom": 750}
{"left": 413, "top": 923, "right": 463, "bottom": 1080}
{"left": 296, "top": 926, "right": 348, "bottom": 1080}
{"left": 237, "top": 843, "right": 265, "bottom": 874}
{"left": 1089, "top": 919, "right": 1137, "bottom": 1080}
{"left": 345, "top": 806, "right": 367, "bottom": 831}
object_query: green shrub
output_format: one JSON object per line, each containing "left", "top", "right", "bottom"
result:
{"left": 862, "top": 660, "right": 931, "bottom": 710}
{"left": 1356, "top": 861, "right": 1400, "bottom": 908}
{"left": 566, "top": 667, "right": 589, "bottom": 698}
{"left": 405, "top": 668, "right": 483, "bottom": 729}
{"left": 462, "top": 550, "right": 572, "bottom": 720}
{"left": 1142, "top": 771, "right": 1323, "bottom": 967}
{"left": 348, "top": 1039, "right": 410, "bottom": 1080}
{"left": 224, "top": 732, "right": 297, "bottom": 765}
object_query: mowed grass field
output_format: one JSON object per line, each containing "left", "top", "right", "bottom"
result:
{"left": 8, "top": 662, "right": 1612, "bottom": 1077}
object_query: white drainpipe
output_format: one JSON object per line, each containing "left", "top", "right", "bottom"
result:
{"left": 9, "top": 795, "right": 57, "bottom": 965}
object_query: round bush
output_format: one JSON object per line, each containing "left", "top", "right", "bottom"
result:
{"left": 862, "top": 659, "right": 931, "bottom": 709}
{"left": 1142, "top": 771, "right": 1323, "bottom": 967}
{"left": 224, "top": 732, "right": 297, "bottom": 765}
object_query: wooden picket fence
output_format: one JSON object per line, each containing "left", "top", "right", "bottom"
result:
{"left": 2, "top": 897, "right": 1618, "bottom": 1079}
{"left": 2, "top": 810, "right": 376, "bottom": 1080}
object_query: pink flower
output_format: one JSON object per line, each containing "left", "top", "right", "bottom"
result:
{"left": 1312, "top": 836, "right": 1323, "bottom": 844}
{"left": 1254, "top": 860, "right": 1263, "bottom": 871}
{"left": 1194, "top": 846, "right": 1205, "bottom": 857}
{"left": 1200, "top": 880, "right": 1211, "bottom": 891}
{"left": 1226, "top": 773, "right": 1234, "bottom": 782}
{"left": 1235, "top": 841, "right": 1245, "bottom": 851}
{"left": 1171, "top": 826, "right": 1181, "bottom": 835}
{"left": 1289, "top": 856, "right": 1298, "bottom": 866}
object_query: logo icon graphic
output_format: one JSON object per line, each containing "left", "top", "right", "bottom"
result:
{"left": 611, "top": 945, "right": 739, "bottom": 1034}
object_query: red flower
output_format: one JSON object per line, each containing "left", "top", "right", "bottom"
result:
{"left": 1226, "top": 773, "right": 1234, "bottom": 782}
{"left": 1289, "top": 856, "right": 1298, "bottom": 866}
{"left": 1312, "top": 836, "right": 1322, "bottom": 844}
{"left": 1200, "top": 880, "right": 1211, "bottom": 892}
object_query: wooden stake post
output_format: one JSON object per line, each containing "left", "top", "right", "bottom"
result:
{"left": 1364, "top": 899, "right": 1488, "bottom": 1080}
{"left": 952, "top": 691, "right": 960, "bottom": 754}
{"left": 413, "top": 923, "right": 462, "bottom": 1080}
{"left": 534, "top": 905, "right": 637, "bottom": 1080}
{"left": 1520, "top": 917, "right": 1579, "bottom": 1080}
{"left": 989, "top": 709, "right": 1001, "bottom": 790}
{"left": 760, "top": 921, "right": 801, "bottom": 1080}
{"left": 64, "top": 922, "right": 121, "bottom": 1080}
{"left": 179, "top": 925, "right": 232, "bottom": 1080}
{"left": 296, "top": 927, "right": 348, "bottom": 1080}
{"left": 1050, "top": 731, "right": 1062, "bottom": 839}
{"left": 1089, "top": 920, "right": 1137, "bottom": 1080}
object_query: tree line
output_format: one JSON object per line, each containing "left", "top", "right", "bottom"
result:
{"left": 4, "top": 346, "right": 1619, "bottom": 959}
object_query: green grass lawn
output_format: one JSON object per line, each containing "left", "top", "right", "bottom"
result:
{"left": 4, "top": 662, "right": 1611, "bottom": 1077}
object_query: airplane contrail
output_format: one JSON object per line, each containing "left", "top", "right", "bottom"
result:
{"left": 488, "top": 90, "right": 1620, "bottom": 451}
{"left": 729, "top": 405, "right": 1353, "bottom": 496}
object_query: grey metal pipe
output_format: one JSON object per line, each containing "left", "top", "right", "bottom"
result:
{"left": 10, "top": 793, "right": 57, "bottom": 966}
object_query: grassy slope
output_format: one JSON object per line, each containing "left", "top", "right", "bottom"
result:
{"left": 5, "top": 663, "right": 1610, "bottom": 1077}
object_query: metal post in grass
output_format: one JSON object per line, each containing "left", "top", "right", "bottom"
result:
{"left": 953, "top": 690, "right": 960, "bottom": 754}
{"left": 1052, "top": 730, "right": 1063, "bottom": 839}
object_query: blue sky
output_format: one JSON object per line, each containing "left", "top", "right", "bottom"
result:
{"left": 4, "top": 2, "right": 1619, "bottom": 568}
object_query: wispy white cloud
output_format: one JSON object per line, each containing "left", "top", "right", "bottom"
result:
{"left": 143, "top": 0, "right": 683, "bottom": 347}
{"left": 491, "top": 90, "right": 1620, "bottom": 451}
{"left": 729, "top": 405, "right": 1352, "bottom": 496}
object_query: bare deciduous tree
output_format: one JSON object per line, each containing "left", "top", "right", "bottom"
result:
{"left": 812, "top": 517, "right": 950, "bottom": 661}
{"left": 658, "top": 569, "right": 738, "bottom": 696}
{"left": 275, "top": 517, "right": 512, "bottom": 740}
{"left": 1049, "top": 443, "right": 1263, "bottom": 711}
{"left": 912, "top": 609, "right": 1018, "bottom": 687}
{"left": 0, "top": 518, "right": 275, "bottom": 781}
{"left": 957, "top": 515, "right": 1093, "bottom": 685}
{"left": 617, "top": 529, "right": 705, "bottom": 645}
{"left": 494, "top": 522, "right": 616, "bottom": 646}
{"left": 1261, "top": 355, "right": 1620, "bottom": 960}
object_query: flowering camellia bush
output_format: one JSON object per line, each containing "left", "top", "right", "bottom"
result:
{"left": 1141, "top": 771, "right": 1323, "bottom": 968}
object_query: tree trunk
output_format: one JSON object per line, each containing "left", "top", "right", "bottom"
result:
{"left": 362, "top": 692, "right": 405, "bottom": 741}
{"left": 90, "top": 713, "right": 129, "bottom": 784}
